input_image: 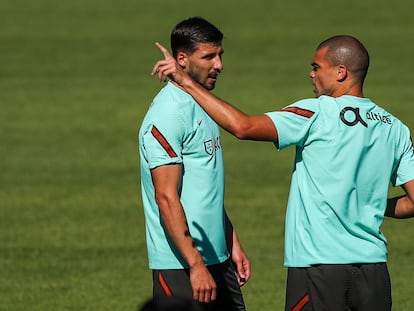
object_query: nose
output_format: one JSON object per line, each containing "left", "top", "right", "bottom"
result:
{"left": 214, "top": 56, "right": 223, "bottom": 72}
{"left": 309, "top": 70, "right": 315, "bottom": 78}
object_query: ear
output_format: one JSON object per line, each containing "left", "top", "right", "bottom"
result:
{"left": 177, "top": 51, "right": 187, "bottom": 68}
{"left": 337, "top": 65, "right": 347, "bottom": 81}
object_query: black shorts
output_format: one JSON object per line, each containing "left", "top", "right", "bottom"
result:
{"left": 152, "top": 259, "right": 246, "bottom": 311}
{"left": 285, "top": 263, "right": 392, "bottom": 311}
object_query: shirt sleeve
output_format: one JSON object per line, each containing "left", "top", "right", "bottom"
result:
{"left": 391, "top": 127, "right": 414, "bottom": 186}
{"left": 265, "top": 99, "right": 319, "bottom": 149}
{"left": 141, "top": 105, "right": 185, "bottom": 169}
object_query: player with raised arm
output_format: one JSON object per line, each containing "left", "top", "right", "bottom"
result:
{"left": 152, "top": 36, "right": 414, "bottom": 310}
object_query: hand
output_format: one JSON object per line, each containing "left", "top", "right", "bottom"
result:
{"left": 151, "top": 42, "right": 187, "bottom": 85}
{"left": 189, "top": 263, "right": 217, "bottom": 303}
{"left": 231, "top": 244, "right": 251, "bottom": 287}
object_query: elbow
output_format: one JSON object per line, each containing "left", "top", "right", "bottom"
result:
{"left": 230, "top": 123, "right": 253, "bottom": 140}
{"left": 154, "top": 191, "right": 170, "bottom": 210}
{"left": 154, "top": 190, "right": 179, "bottom": 212}
{"left": 233, "top": 130, "right": 250, "bottom": 140}
{"left": 225, "top": 114, "right": 277, "bottom": 141}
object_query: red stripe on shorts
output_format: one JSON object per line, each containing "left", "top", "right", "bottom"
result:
{"left": 158, "top": 272, "right": 173, "bottom": 296}
{"left": 151, "top": 126, "right": 178, "bottom": 158}
{"left": 280, "top": 106, "right": 315, "bottom": 118}
{"left": 291, "top": 293, "right": 309, "bottom": 311}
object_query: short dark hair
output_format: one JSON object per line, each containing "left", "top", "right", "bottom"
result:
{"left": 318, "top": 35, "right": 370, "bottom": 84}
{"left": 170, "top": 17, "right": 223, "bottom": 58}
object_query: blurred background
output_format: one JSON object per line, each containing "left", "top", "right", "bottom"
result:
{"left": 1, "top": 0, "right": 414, "bottom": 309}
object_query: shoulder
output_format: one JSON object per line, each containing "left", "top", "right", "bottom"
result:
{"left": 153, "top": 83, "right": 191, "bottom": 108}
{"left": 146, "top": 83, "right": 196, "bottom": 120}
{"left": 140, "top": 83, "right": 196, "bottom": 135}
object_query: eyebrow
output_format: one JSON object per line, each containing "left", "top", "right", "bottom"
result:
{"left": 202, "top": 50, "right": 224, "bottom": 59}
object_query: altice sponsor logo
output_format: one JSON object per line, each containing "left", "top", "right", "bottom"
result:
{"left": 340, "top": 107, "right": 392, "bottom": 128}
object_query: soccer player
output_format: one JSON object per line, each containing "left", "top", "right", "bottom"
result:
{"left": 152, "top": 35, "right": 414, "bottom": 310}
{"left": 139, "top": 17, "right": 250, "bottom": 311}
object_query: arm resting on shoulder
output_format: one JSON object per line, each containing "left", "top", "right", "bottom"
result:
{"left": 152, "top": 42, "right": 278, "bottom": 142}
{"left": 182, "top": 78, "right": 278, "bottom": 141}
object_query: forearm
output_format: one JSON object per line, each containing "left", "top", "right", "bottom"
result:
{"left": 386, "top": 195, "right": 414, "bottom": 218}
{"left": 386, "top": 181, "right": 414, "bottom": 218}
{"left": 158, "top": 197, "right": 205, "bottom": 268}
{"left": 224, "top": 212, "right": 234, "bottom": 252}
{"left": 152, "top": 42, "right": 277, "bottom": 141}
{"left": 224, "top": 212, "right": 242, "bottom": 251}
{"left": 180, "top": 78, "right": 250, "bottom": 139}
{"left": 181, "top": 78, "right": 278, "bottom": 140}
{"left": 157, "top": 196, "right": 217, "bottom": 302}
{"left": 224, "top": 211, "right": 250, "bottom": 285}
{"left": 150, "top": 163, "right": 216, "bottom": 301}
{"left": 151, "top": 164, "right": 204, "bottom": 268}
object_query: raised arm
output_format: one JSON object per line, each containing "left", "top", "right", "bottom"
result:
{"left": 386, "top": 179, "right": 414, "bottom": 218}
{"left": 152, "top": 42, "right": 278, "bottom": 142}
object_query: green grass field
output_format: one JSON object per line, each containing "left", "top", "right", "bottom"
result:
{"left": 1, "top": 0, "right": 414, "bottom": 309}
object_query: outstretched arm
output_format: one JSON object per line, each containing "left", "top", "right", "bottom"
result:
{"left": 386, "top": 180, "right": 414, "bottom": 218}
{"left": 151, "top": 42, "right": 278, "bottom": 142}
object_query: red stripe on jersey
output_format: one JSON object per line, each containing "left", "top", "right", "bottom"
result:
{"left": 151, "top": 126, "right": 178, "bottom": 158}
{"left": 158, "top": 272, "right": 173, "bottom": 296}
{"left": 291, "top": 293, "right": 309, "bottom": 311}
{"left": 280, "top": 106, "right": 315, "bottom": 118}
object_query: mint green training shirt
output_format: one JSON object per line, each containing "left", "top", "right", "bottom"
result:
{"left": 266, "top": 95, "right": 414, "bottom": 267}
{"left": 139, "top": 82, "right": 229, "bottom": 269}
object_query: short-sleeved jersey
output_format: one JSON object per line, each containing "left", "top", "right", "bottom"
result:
{"left": 266, "top": 95, "right": 414, "bottom": 267}
{"left": 139, "top": 82, "right": 228, "bottom": 269}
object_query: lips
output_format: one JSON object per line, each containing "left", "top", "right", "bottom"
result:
{"left": 208, "top": 75, "right": 218, "bottom": 83}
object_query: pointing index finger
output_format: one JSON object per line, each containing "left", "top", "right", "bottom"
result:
{"left": 155, "top": 42, "right": 172, "bottom": 60}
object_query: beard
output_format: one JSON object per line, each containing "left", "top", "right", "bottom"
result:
{"left": 187, "top": 65, "right": 218, "bottom": 91}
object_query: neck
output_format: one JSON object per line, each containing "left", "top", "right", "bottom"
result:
{"left": 332, "top": 84, "right": 364, "bottom": 98}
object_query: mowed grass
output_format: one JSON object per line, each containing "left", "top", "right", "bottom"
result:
{"left": 1, "top": 0, "right": 414, "bottom": 310}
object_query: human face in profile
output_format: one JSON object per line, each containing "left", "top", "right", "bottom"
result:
{"left": 309, "top": 47, "right": 338, "bottom": 97}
